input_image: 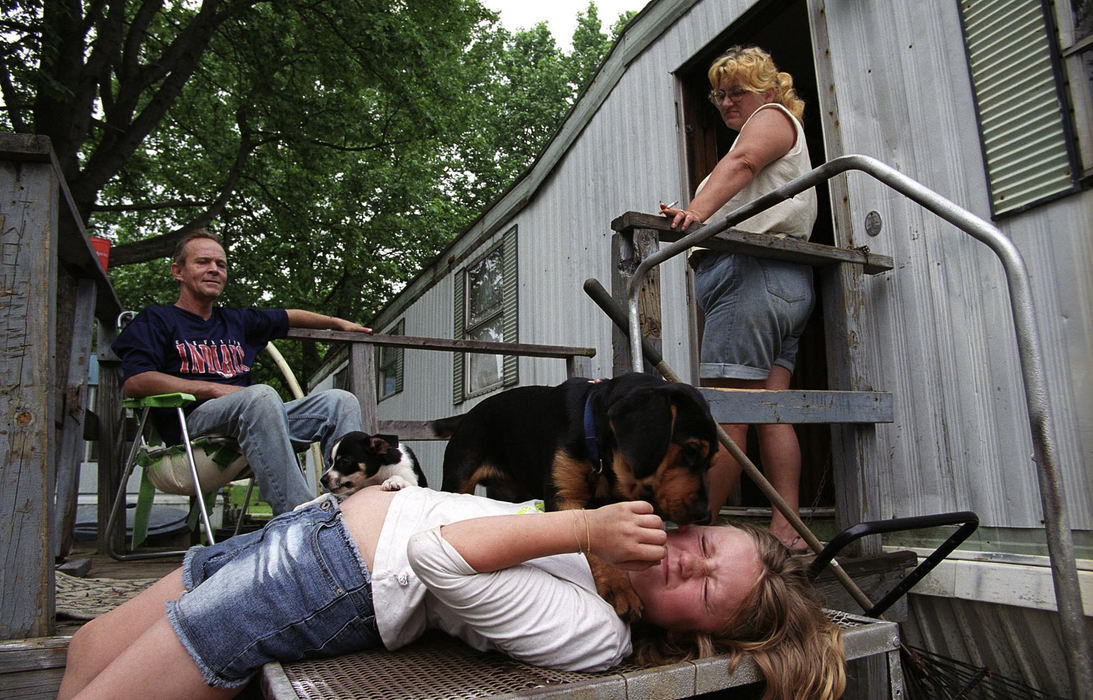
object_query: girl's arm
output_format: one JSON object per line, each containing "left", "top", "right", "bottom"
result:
{"left": 407, "top": 501, "right": 664, "bottom": 671}
{"left": 438, "top": 500, "right": 667, "bottom": 572}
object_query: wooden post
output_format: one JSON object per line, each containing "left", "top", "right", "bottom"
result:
{"left": 0, "top": 143, "right": 59, "bottom": 639}
{"left": 820, "top": 263, "right": 879, "bottom": 555}
{"left": 0, "top": 135, "right": 120, "bottom": 639}
{"left": 610, "top": 229, "right": 662, "bottom": 376}
{"left": 348, "top": 343, "right": 378, "bottom": 432}
{"left": 53, "top": 277, "right": 96, "bottom": 559}
{"left": 95, "top": 331, "right": 126, "bottom": 556}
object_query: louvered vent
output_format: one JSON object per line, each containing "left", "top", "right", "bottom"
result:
{"left": 960, "top": 0, "right": 1077, "bottom": 215}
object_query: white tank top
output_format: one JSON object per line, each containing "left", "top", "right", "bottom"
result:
{"left": 696, "top": 102, "right": 816, "bottom": 240}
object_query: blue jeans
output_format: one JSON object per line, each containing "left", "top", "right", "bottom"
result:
{"left": 167, "top": 496, "right": 381, "bottom": 688}
{"left": 185, "top": 386, "right": 362, "bottom": 513}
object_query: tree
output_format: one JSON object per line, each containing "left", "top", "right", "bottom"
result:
{"left": 1, "top": 0, "right": 628, "bottom": 381}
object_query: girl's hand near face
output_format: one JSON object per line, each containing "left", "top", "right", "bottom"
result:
{"left": 585, "top": 501, "right": 667, "bottom": 570}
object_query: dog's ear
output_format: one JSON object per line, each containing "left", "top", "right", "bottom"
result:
{"left": 607, "top": 389, "right": 673, "bottom": 477}
{"left": 661, "top": 384, "right": 717, "bottom": 440}
{"left": 368, "top": 436, "right": 391, "bottom": 454}
{"left": 375, "top": 433, "right": 399, "bottom": 447}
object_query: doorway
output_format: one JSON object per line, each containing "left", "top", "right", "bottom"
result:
{"left": 674, "top": 0, "right": 836, "bottom": 516}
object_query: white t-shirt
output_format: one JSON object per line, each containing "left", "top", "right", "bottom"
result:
{"left": 698, "top": 102, "right": 817, "bottom": 240}
{"left": 371, "top": 487, "right": 632, "bottom": 671}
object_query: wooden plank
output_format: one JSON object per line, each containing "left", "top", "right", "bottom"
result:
{"left": 0, "top": 156, "right": 58, "bottom": 640}
{"left": 377, "top": 420, "right": 441, "bottom": 441}
{"left": 611, "top": 211, "right": 894, "bottom": 274}
{"left": 0, "top": 636, "right": 69, "bottom": 673}
{"left": 382, "top": 388, "right": 892, "bottom": 441}
{"left": 54, "top": 277, "right": 96, "bottom": 559}
{"left": 0, "top": 636, "right": 70, "bottom": 700}
{"left": 286, "top": 329, "right": 595, "bottom": 359}
{"left": 699, "top": 388, "right": 893, "bottom": 424}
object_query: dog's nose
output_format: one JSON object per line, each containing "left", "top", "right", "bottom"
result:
{"left": 692, "top": 502, "right": 712, "bottom": 525}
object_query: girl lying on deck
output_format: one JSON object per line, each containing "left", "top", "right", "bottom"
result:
{"left": 58, "top": 486, "right": 845, "bottom": 700}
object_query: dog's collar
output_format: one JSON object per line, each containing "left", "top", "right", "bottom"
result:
{"left": 583, "top": 391, "right": 606, "bottom": 474}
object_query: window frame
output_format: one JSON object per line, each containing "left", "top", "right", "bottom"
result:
{"left": 452, "top": 226, "right": 518, "bottom": 403}
{"left": 958, "top": 0, "right": 1084, "bottom": 218}
{"left": 376, "top": 318, "right": 405, "bottom": 402}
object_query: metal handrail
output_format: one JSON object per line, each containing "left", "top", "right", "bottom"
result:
{"left": 624, "top": 153, "right": 1092, "bottom": 694}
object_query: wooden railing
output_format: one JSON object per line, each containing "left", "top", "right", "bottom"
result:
{"left": 285, "top": 328, "right": 596, "bottom": 439}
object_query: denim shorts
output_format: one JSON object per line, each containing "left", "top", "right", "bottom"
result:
{"left": 693, "top": 252, "right": 814, "bottom": 380}
{"left": 167, "top": 495, "right": 382, "bottom": 688}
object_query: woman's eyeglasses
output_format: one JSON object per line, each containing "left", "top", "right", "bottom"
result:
{"left": 708, "top": 87, "right": 751, "bottom": 104}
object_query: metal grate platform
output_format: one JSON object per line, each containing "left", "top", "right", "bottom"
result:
{"left": 261, "top": 610, "right": 902, "bottom": 699}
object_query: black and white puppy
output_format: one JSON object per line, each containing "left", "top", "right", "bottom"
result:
{"left": 322, "top": 431, "right": 428, "bottom": 496}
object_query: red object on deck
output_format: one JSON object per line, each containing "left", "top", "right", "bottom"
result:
{"left": 90, "top": 236, "right": 111, "bottom": 271}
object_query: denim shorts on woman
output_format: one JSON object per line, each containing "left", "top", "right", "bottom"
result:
{"left": 693, "top": 251, "right": 814, "bottom": 380}
{"left": 167, "top": 495, "right": 382, "bottom": 688}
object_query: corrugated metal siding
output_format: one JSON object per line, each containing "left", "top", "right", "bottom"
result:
{"left": 960, "top": 0, "right": 1077, "bottom": 214}
{"left": 820, "top": 0, "right": 1092, "bottom": 531}
{"left": 904, "top": 594, "right": 1075, "bottom": 698}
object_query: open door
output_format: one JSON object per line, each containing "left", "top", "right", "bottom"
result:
{"left": 674, "top": 0, "right": 835, "bottom": 515}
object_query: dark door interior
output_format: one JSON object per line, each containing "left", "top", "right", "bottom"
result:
{"left": 674, "top": 0, "right": 836, "bottom": 514}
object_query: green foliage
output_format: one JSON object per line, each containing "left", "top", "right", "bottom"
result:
{"left": 1, "top": 0, "right": 630, "bottom": 383}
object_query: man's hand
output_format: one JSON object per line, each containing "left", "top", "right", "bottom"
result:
{"left": 201, "top": 383, "right": 244, "bottom": 399}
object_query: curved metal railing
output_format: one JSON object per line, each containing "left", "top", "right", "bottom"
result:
{"left": 622, "top": 153, "right": 1091, "bottom": 693}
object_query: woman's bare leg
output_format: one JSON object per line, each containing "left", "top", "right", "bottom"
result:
{"left": 703, "top": 368, "right": 804, "bottom": 548}
{"left": 756, "top": 366, "right": 804, "bottom": 548}
{"left": 706, "top": 422, "right": 748, "bottom": 517}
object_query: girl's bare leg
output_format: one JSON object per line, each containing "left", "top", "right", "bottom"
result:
{"left": 58, "top": 568, "right": 187, "bottom": 698}
{"left": 72, "top": 615, "right": 238, "bottom": 700}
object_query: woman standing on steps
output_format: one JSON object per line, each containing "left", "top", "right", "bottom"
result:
{"left": 661, "top": 45, "right": 817, "bottom": 552}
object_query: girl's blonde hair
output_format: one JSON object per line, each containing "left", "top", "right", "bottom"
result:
{"left": 629, "top": 522, "right": 846, "bottom": 700}
{"left": 708, "top": 45, "right": 805, "bottom": 122}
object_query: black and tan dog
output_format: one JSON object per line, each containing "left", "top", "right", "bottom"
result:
{"left": 431, "top": 372, "right": 719, "bottom": 620}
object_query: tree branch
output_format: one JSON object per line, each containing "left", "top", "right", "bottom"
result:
{"left": 91, "top": 198, "right": 210, "bottom": 213}
{"left": 110, "top": 110, "right": 265, "bottom": 266}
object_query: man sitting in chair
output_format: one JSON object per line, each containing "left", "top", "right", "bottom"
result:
{"left": 113, "top": 229, "right": 370, "bottom": 515}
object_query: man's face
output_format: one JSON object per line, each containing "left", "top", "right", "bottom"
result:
{"left": 172, "top": 238, "right": 227, "bottom": 302}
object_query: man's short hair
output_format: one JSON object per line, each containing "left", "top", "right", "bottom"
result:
{"left": 173, "top": 229, "right": 224, "bottom": 266}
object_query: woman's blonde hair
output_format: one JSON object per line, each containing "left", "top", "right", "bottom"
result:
{"left": 629, "top": 522, "right": 846, "bottom": 700}
{"left": 708, "top": 45, "right": 805, "bottom": 121}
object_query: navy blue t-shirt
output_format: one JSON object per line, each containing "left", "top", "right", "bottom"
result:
{"left": 112, "top": 305, "right": 289, "bottom": 444}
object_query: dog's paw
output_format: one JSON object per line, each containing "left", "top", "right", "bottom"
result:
{"left": 381, "top": 474, "right": 415, "bottom": 491}
{"left": 588, "top": 555, "right": 644, "bottom": 623}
